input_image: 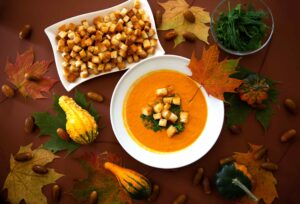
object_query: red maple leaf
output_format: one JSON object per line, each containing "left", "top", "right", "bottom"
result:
{"left": 188, "top": 45, "right": 243, "bottom": 101}
{"left": 5, "top": 49, "right": 57, "bottom": 99}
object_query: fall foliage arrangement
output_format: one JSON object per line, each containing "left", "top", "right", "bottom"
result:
{"left": 1, "top": 0, "right": 298, "bottom": 204}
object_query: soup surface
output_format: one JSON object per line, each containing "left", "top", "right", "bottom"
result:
{"left": 123, "top": 70, "right": 207, "bottom": 152}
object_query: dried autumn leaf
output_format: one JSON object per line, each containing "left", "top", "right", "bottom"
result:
{"left": 3, "top": 143, "right": 64, "bottom": 204}
{"left": 158, "top": 0, "right": 210, "bottom": 46}
{"left": 5, "top": 49, "right": 57, "bottom": 99}
{"left": 188, "top": 45, "right": 243, "bottom": 100}
{"left": 233, "top": 144, "right": 278, "bottom": 204}
{"left": 71, "top": 152, "right": 132, "bottom": 204}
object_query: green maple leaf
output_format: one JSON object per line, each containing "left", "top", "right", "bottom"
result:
{"left": 3, "top": 144, "right": 64, "bottom": 204}
{"left": 225, "top": 67, "right": 278, "bottom": 129}
{"left": 33, "top": 90, "right": 100, "bottom": 153}
{"left": 71, "top": 152, "right": 132, "bottom": 204}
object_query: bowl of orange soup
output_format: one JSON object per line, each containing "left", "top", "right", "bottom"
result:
{"left": 110, "top": 55, "right": 224, "bottom": 169}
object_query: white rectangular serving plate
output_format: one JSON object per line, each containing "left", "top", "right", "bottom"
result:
{"left": 45, "top": 0, "right": 165, "bottom": 91}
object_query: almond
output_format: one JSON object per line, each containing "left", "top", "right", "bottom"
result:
{"left": 183, "top": 10, "right": 195, "bottom": 23}
{"left": 164, "top": 30, "right": 177, "bottom": 41}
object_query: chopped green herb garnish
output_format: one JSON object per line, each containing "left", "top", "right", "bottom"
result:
{"left": 170, "top": 104, "right": 181, "bottom": 116}
{"left": 174, "top": 122, "right": 185, "bottom": 133}
{"left": 215, "top": 3, "right": 268, "bottom": 51}
{"left": 140, "top": 114, "right": 162, "bottom": 132}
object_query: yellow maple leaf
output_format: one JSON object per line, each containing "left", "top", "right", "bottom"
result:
{"left": 3, "top": 144, "right": 64, "bottom": 204}
{"left": 158, "top": 0, "right": 210, "bottom": 46}
{"left": 233, "top": 144, "right": 278, "bottom": 204}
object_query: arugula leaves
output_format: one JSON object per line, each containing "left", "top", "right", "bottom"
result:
{"left": 216, "top": 3, "right": 268, "bottom": 51}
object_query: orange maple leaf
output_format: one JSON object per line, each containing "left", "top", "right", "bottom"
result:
{"left": 233, "top": 144, "right": 278, "bottom": 204}
{"left": 188, "top": 45, "right": 243, "bottom": 100}
{"left": 5, "top": 49, "right": 57, "bottom": 99}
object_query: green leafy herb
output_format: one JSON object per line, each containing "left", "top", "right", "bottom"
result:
{"left": 174, "top": 122, "right": 185, "bottom": 133}
{"left": 140, "top": 114, "right": 162, "bottom": 132}
{"left": 215, "top": 3, "right": 268, "bottom": 51}
{"left": 33, "top": 90, "right": 100, "bottom": 153}
{"left": 170, "top": 104, "right": 181, "bottom": 115}
{"left": 225, "top": 67, "right": 278, "bottom": 129}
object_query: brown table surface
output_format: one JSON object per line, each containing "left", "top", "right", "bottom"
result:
{"left": 0, "top": 0, "right": 299, "bottom": 203}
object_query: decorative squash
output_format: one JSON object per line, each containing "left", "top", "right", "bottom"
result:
{"left": 104, "top": 162, "right": 152, "bottom": 200}
{"left": 58, "top": 95, "right": 98, "bottom": 144}
{"left": 237, "top": 74, "right": 270, "bottom": 107}
{"left": 215, "top": 163, "right": 258, "bottom": 202}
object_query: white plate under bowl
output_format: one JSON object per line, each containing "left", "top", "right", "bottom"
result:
{"left": 110, "top": 55, "right": 224, "bottom": 169}
{"left": 45, "top": 0, "right": 165, "bottom": 91}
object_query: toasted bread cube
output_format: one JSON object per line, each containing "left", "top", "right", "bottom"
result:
{"left": 169, "top": 113, "right": 178, "bottom": 123}
{"left": 115, "top": 23, "right": 123, "bottom": 32}
{"left": 164, "top": 103, "right": 171, "bottom": 110}
{"left": 134, "top": 0, "right": 141, "bottom": 9}
{"left": 131, "top": 15, "right": 138, "bottom": 23}
{"left": 109, "top": 12, "right": 117, "bottom": 22}
{"left": 148, "top": 28, "right": 155, "bottom": 37}
{"left": 167, "top": 125, "right": 178, "bottom": 137}
{"left": 104, "top": 63, "right": 112, "bottom": 71}
{"left": 150, "top": 39, "right": 157, "bottom": 47}
{"left": 98, "top": 64, "right": 104, "bottom": 71}
{"left": 58, "top": 31, "right": 67, "bottom": 39}
{"left": 110, "top": 51, "right": 117, "bottom": 59}
{"left": 70, "top": 50, "right": 77, "bottom": 58}
{"left": 153, "top": 103, "right": 163, "bottom": 113}
{"left": 138, "top": 19, "right": 145, "bottom": 27}
{"left": 81, "top": 63, "right": 87, "bottom": 71}
{"left": 75, "top": 60, "right": 83, "bottom": 68}
{"left": 143, "top": 39, "right": 151, "bottom": 49}
{"left": 103, "top": 15, "right": 110, "bottom": 23}
{"left": 92, "top": 56, "right": 100, "bottom": 64}
{"left": 81, "top": 20, "right": 89, "bottom": 28}
{"left": 87, "top": 26, "right": 96, "bottom": 34}
{"left": 120, "top": 8, "right": 128, "bottom": 16}
{"left": 72, "top": 45, "right": 82, "bottom": 52}
{"left": 109, "top": 23, "right": 117, "bottom": 33}
{"left": 162, "top": 110, "right": 171, "bottom": 119}
{"left": 141, "top": 30, "right": 148, "bottom": 39}
{"left": 79, "top": 49, "right": 86, "bottom": 58}
{"left": 117, "top": 61, "right": 126, "bottom": 70}
{"left": 142, "top": 106, "right": 152, "bottom": 116}
{"left": 163, "top": 97, "right": 173, "bottom": 104}
{"left": 87, "top": 61, "right": 97, "bottom": 69}
{"left": 180, "top": 112, "right": 189, "bottom": 123}
{"left": 127, "top": 56, "right": 133, "bottom": 63}
{"left": 123, "top": 15, "right": 130, "bottom": 23}
{"left": 101, "top": 26, "right": 109, "bottom": 33}
{"left": 147, "top": 47, "right": 155, "bottom": 55}
{"left": 172, "top": 96, "right": 181, "bottom": 105}
{"left": 74, "top": 35, "right": 81, "bottom": 44}
{"left": 137, "top": 49, "right": 148, "bottom": 59}
{"left": 80, "top": 70, "right": 89, "bottom": 78}
{"left": 153, "top": 113, "right": 162, "bottom": 120}
{"left": 133, "top": 54, "right": 139, "bottom": 62}
{"left": 158, "top": 119, "right": 167, "bottom": 127}
{"left": 156, "top": 88, "right": 168, "bottom": 97}
{"left": 70, "top": 65, "right": 78, "bottom": 72}
{"left": 119, "top": 49, "right": 127, "bottom": 58}
{"left": 126, "top": 21, "right": 133, "bottom": 28}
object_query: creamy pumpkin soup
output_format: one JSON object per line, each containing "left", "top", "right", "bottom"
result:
{"left": 123, "top": 70, "right": 207, "bottom": 153}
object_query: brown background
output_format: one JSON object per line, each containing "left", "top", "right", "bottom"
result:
{"left": 0, "top": 0, "right": 299, "bottom": 203}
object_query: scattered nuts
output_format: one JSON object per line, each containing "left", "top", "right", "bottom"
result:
{"left": 219, "top": 156, "right": 235, "bottom": 166}
{"left": 14, "top": 152, "right": 33, "bottom": 162}
{"left": 193, "top": 167, "right": 204, "bottom": 185}
{"left": 183, "top": 10, "right": 195, "bottom": 23}
{"left": 87, "top": 91, "right": 104, "bottom": 103}
{"left": 32, "top": 165, "right": 49, "bottom": 174}
{"left": 260, "top": 162, "right": 278, "bottom": 171}
{"left": 56, "top": 128, "right": 70, "bottom": 141}
{"left": 24, "top": 73, "right": 41, "bottom": 82}
{"left": 24, "top": 116, "right": 35, "bottom": 133}
{"left": 147, "top": 184, "right": 160, "bottom": 202}
{"left": 1, "top": 84, "right": 14, "bottom": 98}
{"left": 52, "top": 184, "right": 62, "bottom": 202}
{"left": 284, "top": 98, "right": 297, "bottom": 114}
{"left": 183, "top": 32, "right": 197, "bottom": 42}
{"left": 280, "top": 129, "right": 297, "bottom": 143}
{"left": 254, "top": 146, "right": 267, "bottom": 160}
{"left": 202, "top": 176, "right": 211, "bottom": 194}
{"left": 88, "top": 190, "right": 98, "bottom": 204}
{"left": 164, "top": 30, "right": 178, "bottom": 41}
{"left": 173, "top": 194, "right": 187, "bottom": 204}
{"left": 228, "top": 125, "right": 242, "bottom": 135}
{"left": 19, "top": 24, "right": 32, "bottom": 39}
{"left": 155, "top": 10, "right": 162, "bottom": 27}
